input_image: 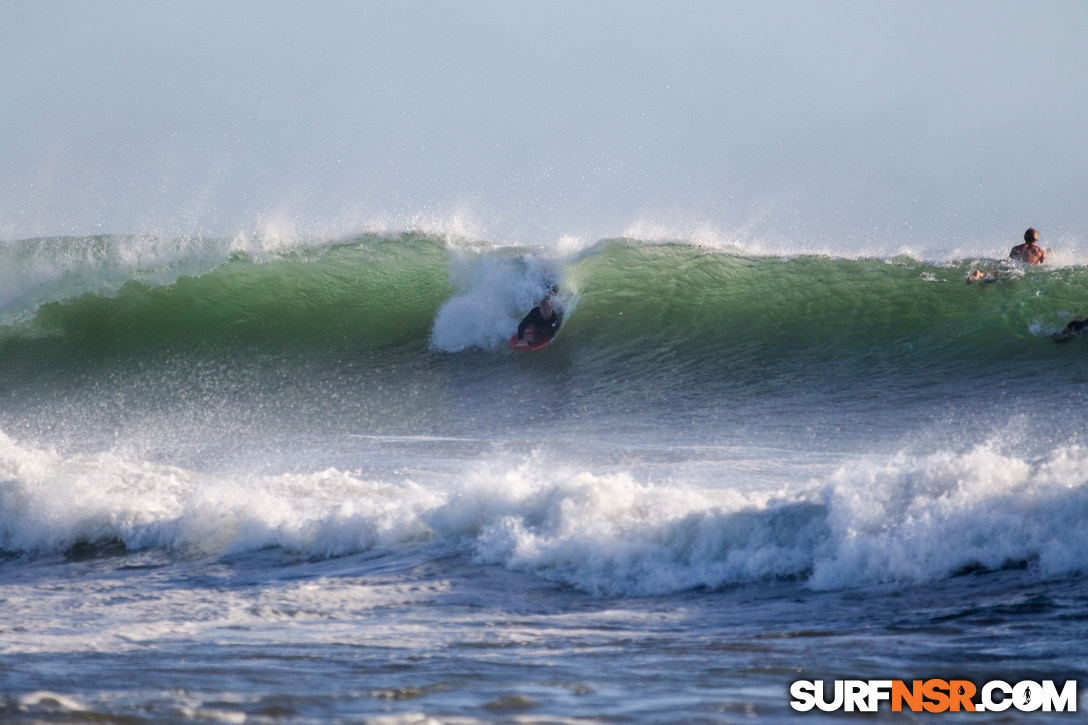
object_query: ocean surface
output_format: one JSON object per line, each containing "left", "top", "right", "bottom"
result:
{"left": 1, "top": 231, "right": 1087, "bottom": 723}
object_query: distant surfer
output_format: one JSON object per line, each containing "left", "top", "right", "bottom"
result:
{"left": 516, "top": 294, "right": 562, "bottom": 344}
{"left": 1009, "top": 227, "right": 1046, "bottom": 265}
{"left": 967, "top": 227, "right": 1046, "bottom": 284}
{"left": 1054, "top": 317, "right": 1088, "bottom": 343}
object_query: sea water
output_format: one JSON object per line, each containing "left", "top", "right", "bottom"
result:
{"left": 1, "top": 232, "right": 1086, "bottom": 723}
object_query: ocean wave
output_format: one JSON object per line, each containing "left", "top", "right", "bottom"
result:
{"left": 0, "top": 233, "right": 452, "bottom": 355}
{"left": 455, "top": 444, "right": 1088, "bottom": 595}
{"left": 2, "top": 429, "right": 1084, "bottom": 594}
{"left": 4, "top": 233, "right": 1088, "bottom": 365}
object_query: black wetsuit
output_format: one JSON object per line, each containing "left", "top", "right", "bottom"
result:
{"left": 1056, "top": 318, "right": 1088, "bottom": 342}
{"left": 517, "top": 307, "right": 562, "bottom": 340}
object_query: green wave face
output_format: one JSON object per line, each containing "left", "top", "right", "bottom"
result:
{"left": 3, "top": 234, "right": 1086, "bottom": 396}
{"left": 3, "top": 234, "right": 451, "bottom": 356}
{"left": 566, "top": 240, "right": 1085, "bottom": 363}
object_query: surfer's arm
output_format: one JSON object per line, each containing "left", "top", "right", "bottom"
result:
{"left": 517, "top": 309, "right": 539, "bottom": 339}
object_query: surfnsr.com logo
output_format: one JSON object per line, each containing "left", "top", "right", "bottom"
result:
{"left": 790, "top": 679, "right": 1078, "bottom": 713}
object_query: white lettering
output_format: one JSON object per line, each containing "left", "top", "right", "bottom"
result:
{"left": 1042, "top": 680, "right": 1077, "bottom": 712}
{"left": 1014, "top": 681, "right": 1043, "bottom": 712}
{"left": 790, "top": 680, "right": 816, "bottom": 712}
{"left": 844, "top": 680, "right": 868, "bottom": 712}
{"left": 815, "top": 680, "right": 844, "bottom": 712}
{"left": 981, "top": 680, "right": 1012, "bottom": 712}
{"left": 790, "top": 678, "right": 1078, "bottom": 713}
{"left": 867, "top": 680, "right": 893, "bottom": 711}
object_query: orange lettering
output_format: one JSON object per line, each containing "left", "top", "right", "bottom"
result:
{"left": 923, "top": 679, "right": 950, "bottom": 713}
{"left": 949, "top": 680, "right": 976, "bottom": 712}
{"left": 892, "top": 680, "right": 923, "bottom": 712}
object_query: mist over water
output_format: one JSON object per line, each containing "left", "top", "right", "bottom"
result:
{"left": 4, "top": 1, "right": 1088, "bottom": 255}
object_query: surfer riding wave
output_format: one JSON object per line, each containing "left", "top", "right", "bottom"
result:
{"left": 516, "top": 295, "right": 561, "bottom": 343}
{"left": 508, "top": 286, "right": 563, "bottom": 351}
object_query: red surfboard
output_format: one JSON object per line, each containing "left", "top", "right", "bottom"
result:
{"left": 507, "top": 326, "right": 556, "bottom": 351}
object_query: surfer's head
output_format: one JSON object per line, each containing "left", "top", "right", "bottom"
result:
{"left": 539, "top": 297, "right": 553, "bottom": 316}
{"left": 1024, "top": 227, "right": 1038, "bottom": 244}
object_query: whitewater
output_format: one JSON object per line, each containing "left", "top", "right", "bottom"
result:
{"left": 1, "top": 231, "right": 1087, "bottom": 723}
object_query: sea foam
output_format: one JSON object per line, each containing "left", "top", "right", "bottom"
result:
{"left": 3, "top": 429, "right": 1084, "bottom": 595}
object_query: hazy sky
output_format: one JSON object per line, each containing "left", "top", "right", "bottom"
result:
{"left": 3, "top": 0, "right": 1087, "bottom": 255}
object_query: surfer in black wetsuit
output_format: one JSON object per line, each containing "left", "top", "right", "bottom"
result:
{"left": 1054, "top": 317, "right": 1088, "bottom": 343}
{"left": 517, "top": 296, "right": 561, "bottom": 342}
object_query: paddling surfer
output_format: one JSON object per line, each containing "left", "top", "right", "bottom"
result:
{"left": 967, "top": 227, "right": 1046, "bottom": 284}
{"left": 1009, "top": 227, "right": 1046, "bottom": 265}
